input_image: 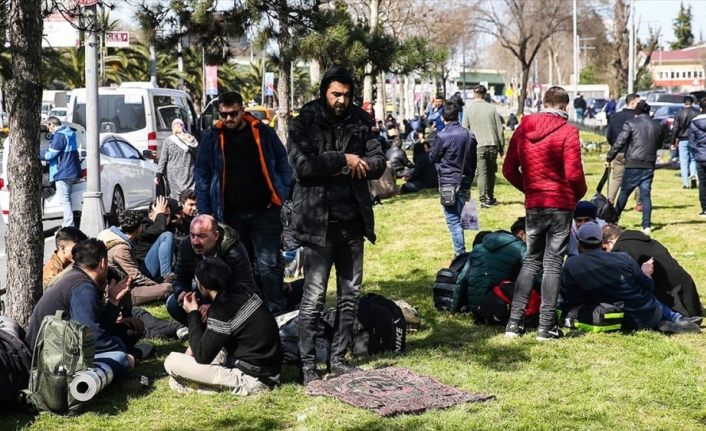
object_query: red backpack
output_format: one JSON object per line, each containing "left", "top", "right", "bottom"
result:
{"left": 474, "top": 280, "right": 540, "bottom": 326}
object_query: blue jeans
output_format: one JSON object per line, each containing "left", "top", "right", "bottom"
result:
{"left": 575, "top": 108, "right": 585, "bottom": 125}
{"left": 224, "top": 208, "right": 286, "bottom": 315}
{"left": 441, "top": 188, "right": 468, "bottom": 257}
{"left": 659, "top": 301, "right": 682, "bottom": 322}
{"left": 94, "top": 351, "right": 130, "bottom": 379}
{"left": 143, "top": 231, "right": 174, "bottom": 280}
{"left": 509, "top": 208, "right": 572, "bottom": 328}
{"left": 55, "top": 179, "right": 74, "bottom": 227}
{"left": 165, "top": 282, "right": 209, "bottom": 326}
{"left": 615, "top": 168, "right": 653, "bottom": 228}
{"left": 678, "top": 140, "right": 696, "bottom": 187}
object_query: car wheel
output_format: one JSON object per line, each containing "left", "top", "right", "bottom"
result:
{"left": 107, "top": 187, "right": 124, "bottom": 226}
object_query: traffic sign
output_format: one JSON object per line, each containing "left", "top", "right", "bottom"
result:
{"left": 105, "top": 31, "right": 130, "bottom": 48}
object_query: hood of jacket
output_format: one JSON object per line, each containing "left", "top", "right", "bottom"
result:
{"left": 522, "top": 112, "right": 569, "bottom": 143}
{"left": 96, "top": 227, "right": 131, "bottom": 250}
{"left": 691, "top": 114, "right": 706, "bottom": 132}
{"left": 482, "top": 231, "right": 522, "bottom": 252}
{"left": 617, "top": 229, "right": 651, "bottom": 244}
{"left": 217, "top": 222, "right": 240, "bottom": 255}
{"left": 318, "top": 65, "right": 355, "bottom": 119}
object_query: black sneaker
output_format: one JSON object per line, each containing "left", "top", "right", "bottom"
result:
{"left": 479, "top": 195, "right": 488, "bottom": 203}
{"left": 328, "top": 361, "right": 360, "bottom": 378}
{"left": 505, "top": 321, "right": 524, "bottom": 338}
{"left": 301, "top": 368, "right": 321, "bottom": 386}
{"left": 657, "top": 320, "right": 701, "bottom": 334}
{"left": 691, "top": 177, "right": 698, "bottom": 189}
{"left": 536, "top": 325, "right": 563, "bottom": 341}
{"left": 485, "top": 198, "right": 498, "bottom": 206}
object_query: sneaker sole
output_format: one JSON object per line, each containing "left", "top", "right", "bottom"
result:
{"left": 504, "top": 332, "right": 521, "bottom": 338}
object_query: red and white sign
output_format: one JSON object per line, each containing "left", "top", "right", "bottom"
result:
{"left": 42, "top": 13, "right": 79, "bottom": 48}
{"left": 77, "top": 0, "right": 99, "bottom": 6}
{"left": 105, "top": 31, "right": 130, "bottom": 48}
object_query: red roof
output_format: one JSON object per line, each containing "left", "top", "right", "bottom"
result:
{"left": 652, "top": 44, "right": 706, "bottom": 63}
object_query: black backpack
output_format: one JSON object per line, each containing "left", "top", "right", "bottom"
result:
{"left": 352, "top": 294, "right": 406, "bottom": 356}
{"left": 591, "top": 168, "right": 619, "bottom": 223}
{"left": 432, "top": 252, "right": 469, "bottom": 311}
{"left": 0, "top": 329, "right": 32, "bottom": 408}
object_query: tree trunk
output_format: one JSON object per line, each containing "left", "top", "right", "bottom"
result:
{"left": 517, "top": 63, "right": 531, "bottom": 116}
{"left": 310, "top": 61, "right": 321, "bottom": 89}
{"left": 276, "top": 54, "right": 291, "bottom": 143}
{"left": 6, "top": 0, "right": 44, "bottom": 328}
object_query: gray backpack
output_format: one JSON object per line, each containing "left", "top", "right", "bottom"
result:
{"left": 26, "top": 311, "right": 95, "bottom": 414}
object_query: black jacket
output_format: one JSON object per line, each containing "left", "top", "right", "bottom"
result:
{"left": 613, "top": 230, "right": 703, "bottom": 317}
{"left": 607, "top": 114, "right": 665, "bottom": 169}
{"left": 406, "top": 153, "right": 437, "bottom": 189}
{"left": 429, "top": 121, "right": 477, "bottom": 187}
{"left": 288, "top": 99, "right": 386, "bottom": 247}
{"left": 672, "top": 106, "right": 698, "bottom": 143}
{"left": 134, "top": 214, "right": 170, "bottom": 261}
{"left": 172, "top": 224, "right": 255, "bottom": 298}
{"left": 606, "top": 109, "right": 637, "bottom": 145}
{"left": 385, "top": 146, "right": 413, "bottom": 177}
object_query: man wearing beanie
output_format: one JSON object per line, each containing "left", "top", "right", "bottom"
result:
{"left": 288, "top": 65, "right": 386, "bottom": 385}
{"left": 561, "top": 223, "right": 701, "bottom": 334}
{"left": 566, "top": 201, "right": 606, "bottom": 257}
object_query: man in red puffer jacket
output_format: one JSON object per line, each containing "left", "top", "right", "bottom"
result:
{"left": 502, "top": 86, "right": 587, "bottom": 340}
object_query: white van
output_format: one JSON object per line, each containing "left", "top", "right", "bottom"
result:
{"left": 68, "top": 83, "right": 198, "bottom": 160}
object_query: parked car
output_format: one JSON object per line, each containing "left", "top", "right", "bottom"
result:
{"left": 48, "top": 107, "right": 68, "bottom": 122}
{"left": 651, "top": 103, "right": 700, "bottom": 146}
{"left": 0, "top": 122, "right": 157, "bottom": 224}
{"left": 68, "top": 82, "right": 198, "bottom": 161}
{"left": 644, "top": 92, "right": 689, "bottom": 116}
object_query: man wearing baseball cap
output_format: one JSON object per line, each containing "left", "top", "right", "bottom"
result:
{"left": 560, "top": 223, "right": 701, "bottom": 334}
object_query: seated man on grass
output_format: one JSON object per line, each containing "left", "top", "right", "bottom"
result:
{"left": 26, "top": 239, "right": 135, "bottom": 378}
{"left": 164, "top": 256, "right": 282, "bottom": 395}
{"left": 566, "top": 201, "right": 607, "bottom": 257}
{"left": 602, "top": 224, "right": 703, "bottom": 318}
{"left": 173, "top": 189, "right": 198, "bottom": 245}
{"left": 43, "top": 226, "right": 88, "bottom": 289}
{"left": 166, "top": 214, "right": 255, "bottom": 325}
{"left": 97, "top": 210, "right": 172, "bottom": 306}
{"left": 561, "top": 223, "right": 701, "bottom": 334}
{"left": 134, "top": 196, "right": 178, "bottom": 283}
{"left": 453, "top": 217, "right": 526, "bottom": 313}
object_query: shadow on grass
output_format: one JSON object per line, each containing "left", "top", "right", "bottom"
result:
{"left": 373, "top": 276, "right": 531, "bottom": 372}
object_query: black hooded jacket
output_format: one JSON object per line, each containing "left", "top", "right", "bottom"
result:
{"left": 287, "top": 66, "right": 386, "bottom": 247}
{"left": 613, "top": 230, "right": 703, "bottom": 317}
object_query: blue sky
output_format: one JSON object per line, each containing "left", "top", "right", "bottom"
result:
{"left": 635, "top": 0, "right": 706, "bottom": 45}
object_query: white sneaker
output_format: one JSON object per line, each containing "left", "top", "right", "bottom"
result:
{"left": 642, "top": 227, "right": 651, "bottom": 235}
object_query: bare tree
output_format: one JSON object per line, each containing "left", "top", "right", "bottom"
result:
{"left": 5, "top": 0, "right": 44, "bottom": 327}
{"left": 474, "top": 0, "right": 571, "bottom": 115}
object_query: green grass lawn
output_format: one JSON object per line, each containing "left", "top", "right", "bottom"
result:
{"left": 5, "top": 139, "right": 706, "bottom": 430}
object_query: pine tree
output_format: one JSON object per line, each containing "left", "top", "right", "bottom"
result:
{"left": 671, "top": 2, "right": 694, "bottom": 50}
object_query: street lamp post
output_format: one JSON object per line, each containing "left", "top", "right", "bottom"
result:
{"left": 79, "top": 1, "right": 105, "bottom": 237}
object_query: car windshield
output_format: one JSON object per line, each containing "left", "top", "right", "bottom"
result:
{"left": 654, "top": 106, "right": 682, "bottom": 117}
{"left": 656, "top": 94, "right": 687, "bottom": 103}
{"left": 592, "top": 99, "right": 607, "bottom": 110}
{"left": 72, "top": 94, "right": 146, "bottom": 133}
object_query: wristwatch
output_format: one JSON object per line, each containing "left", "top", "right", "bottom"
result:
{"left": 341, "top": 166, "right": 351, "bottom": 175}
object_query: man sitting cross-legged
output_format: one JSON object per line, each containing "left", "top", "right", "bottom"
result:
{"left": 561, "top": 222, "right": 701, "bottom": 334}
{"left": 164, "top": 256, "right": 282, "bottom": 395}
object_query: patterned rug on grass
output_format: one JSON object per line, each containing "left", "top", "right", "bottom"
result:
{"left": 305, "top": 367, "right": 495, "bottom": 417}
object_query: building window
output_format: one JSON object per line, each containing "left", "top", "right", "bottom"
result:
{"left": 671, "top": 71, "right": 675, "bottom": 79}
{"left": 688, "top": 71, "right": 692, "bottom": 78}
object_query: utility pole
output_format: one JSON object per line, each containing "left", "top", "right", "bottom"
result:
{"left": 628, "top": 0, "right": 635, "bottom": 93}
{"left": 572, "top": 0, "right": 578, "bottom": 98}
{"left": 365, "top": 0, "right": 379, "bottom": 109}
{"left": 79, "top": 1, "right": 105, "bottom": 237}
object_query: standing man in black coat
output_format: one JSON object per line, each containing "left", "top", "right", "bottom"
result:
{"left": 606, "top": 93, "right": 640, "bottom": 205}
{"left": 288, "top": 65, "right": 386, "bottom": 385}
